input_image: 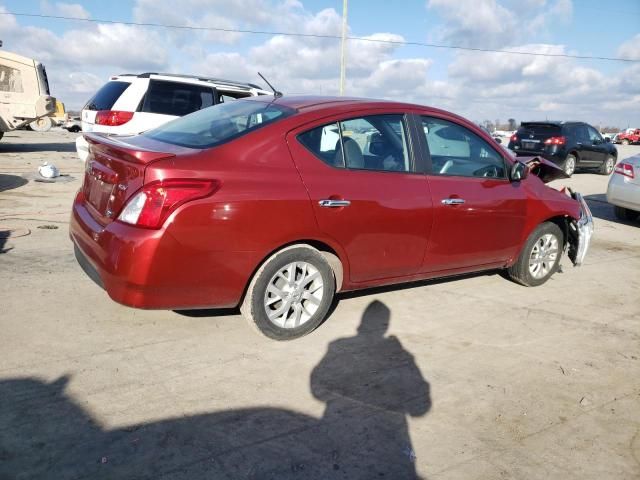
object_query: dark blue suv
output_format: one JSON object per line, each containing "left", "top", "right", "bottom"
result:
{"left": 508, "top": 121, "right": 617, "bottom": 176}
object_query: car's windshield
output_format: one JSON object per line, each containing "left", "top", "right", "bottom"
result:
{"left": 144, "top": 100, "right": 295, "bottom": 149}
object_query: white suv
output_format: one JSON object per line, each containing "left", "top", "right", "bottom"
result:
{"left": 81, "top": 73, "right": 269, "bottom": 135}
{"left": 76, "top": 73, "right": 269, "bottom": 161}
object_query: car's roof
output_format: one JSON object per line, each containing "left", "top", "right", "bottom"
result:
{"left": 521, "top": 121, "right": 586, "bottom": 126}
{"left": 114, "top": 72, "right": 264, "bottom": 90}
{"left": 243, "top": 94, "right": 448, "bottom": 114}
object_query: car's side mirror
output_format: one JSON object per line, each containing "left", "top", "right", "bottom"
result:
{"left": 605, "top": 137, "right": 611, "bottom": 143}
{"left": 510, "top": 161, "right": 528, "bottom": 182}
{"left": 494, "top": 137, "right": 502, "bottom": 144}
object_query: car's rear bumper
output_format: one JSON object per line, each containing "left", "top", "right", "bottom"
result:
{"left": 69, "top": 191, "right": 258, "bottom": 310}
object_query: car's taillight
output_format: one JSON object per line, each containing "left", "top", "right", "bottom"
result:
{"left": 614, "top": 163, "right": 635, "bottom": 179}
{"left": 544, "top": 136, "right": 566, "bottom": 146}
{"left": 95, "top": 110, "right": 134, "bottom": 126}
{"left": 510, "top": 134, "right": 518, "bottom": 143}
{"left": 118, "top": 179, "right": 220, "bottom": 229}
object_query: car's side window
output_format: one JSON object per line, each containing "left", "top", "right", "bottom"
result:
{"left": 297, "top": 114, "right": 410, "bottom": 172}
{"left": 587, "top": 126, "right": 602, "bottom": 143}
{"left": 140, "top": 80, "right": 215, "bottom": 116}
{"left": 420, "top": 116, "right": 506, "bottom": 178}
{"left": 575, "top": 125, "right": 590, "bottom": 143}
{"left": 218, "top": 90, "right": 252, "bottom": 103}
{"left": 298, "top": 123, "right": 345, "bottom": 168}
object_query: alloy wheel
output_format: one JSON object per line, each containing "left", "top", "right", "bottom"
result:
{"left": 564, "top": 156, "right": 576, "bottom": 176}
{"left": 528, "top": 233, "right": 559, "bottom": 279}
{"left": 263, "top": 261, "right": 324, "bottom": 329}
{"left": 604, "top": 157, "right": 615, "bottom": 175}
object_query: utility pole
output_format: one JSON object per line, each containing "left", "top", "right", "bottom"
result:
{"left": 339, "top": 0, "right": 348, "bottom": 96}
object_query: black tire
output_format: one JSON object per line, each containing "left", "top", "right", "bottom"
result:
{"left": 614, "top": 206, "right": 639, "bottom": 222}
{"left": 622, "top": 139, "right": 630, "bottom": 146}
{"left": 241, "top": 245, "right": 336, "bottom": 340}
{"left": 507, "top": 222, "right": 564, "bottom": 287}
{"left": 598, "top": 156, "right": 615, "bottom": 175}
{"left": 563, "top": 154, "right": 577, "bottom": 176}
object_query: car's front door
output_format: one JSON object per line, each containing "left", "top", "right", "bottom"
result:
{"left": 584, "top": 125, "right": 609, "bottom": 165}
{"left": 287, "top": 113, "right": 433, "bottom": 283}
{"left": 417, "top": 115, "right": 528, "bottom": 272}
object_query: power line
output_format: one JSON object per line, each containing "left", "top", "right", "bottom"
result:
{"left": 1, "top": 11, "right": 638, "bottom": 63}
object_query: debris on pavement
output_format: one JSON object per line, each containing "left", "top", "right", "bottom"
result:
{"left": 38, "top": 162, "right": 60, "bottom": 179}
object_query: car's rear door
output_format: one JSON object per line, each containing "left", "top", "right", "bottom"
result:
{"left": 417, "top": 115, "right": 527, "bottom": 272}
{"left": 286, "top": 111, "right": 433, "bottom": 283}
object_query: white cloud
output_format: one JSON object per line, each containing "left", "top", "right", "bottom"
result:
{"left": 41, "top": 1, "right": 91, "bottom": 20}
{"left": 426, "top": 0, "right": 573, "bottom": 48}
{"left": 56, "top": 3, "right": 90, "bottom": 19}
{"left": 427, "top": 0, "right": 518, "bottom": 48}
{"left": 617, "top": 34, "right": 640, "bottom": 61}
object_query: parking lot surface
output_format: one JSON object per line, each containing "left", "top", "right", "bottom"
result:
{"left": 1, "top": 130, "right": 639, "bottom": 479}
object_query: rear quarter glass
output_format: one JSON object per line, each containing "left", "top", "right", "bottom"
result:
{"left": 84, "top": 81, "right": 132, "bottom": 111}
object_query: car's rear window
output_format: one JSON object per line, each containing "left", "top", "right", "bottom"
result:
{"left": 518, "top": 123, "right": 562, "bottom": 137}
{"left": 144, "top": 100, "right": 294, "bottom": 149}
{"left": 84, "top": 81, "right": 131, "bottom": 111}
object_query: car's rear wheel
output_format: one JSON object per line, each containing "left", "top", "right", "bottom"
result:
{"left": 614, "top": 206, "right": 639, "bottom": 222}
{"left": 599, "top": 156, "right": 615, "bottom": 175}
{"left": 241, "top": 245, "right": 336, "bottom": 340}
{"left": 563, "top": 154, "right": 577, "bottom": 176}
{"left": 507, "top": 222, "right": 564, "bottom": 287}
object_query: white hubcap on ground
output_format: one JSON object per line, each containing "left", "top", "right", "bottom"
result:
{"left": 264, "top": 261, "right": 324, "bottom": 329}
{"left": 529, "top": 233, "right": 559, "bottom": 279}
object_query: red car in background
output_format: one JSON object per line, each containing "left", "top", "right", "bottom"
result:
{"left": 70, "top": 96, "right": 593, "bottom": 340}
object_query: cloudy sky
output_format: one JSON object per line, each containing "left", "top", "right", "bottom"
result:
{"left": 1, "top": 0, "right": 639, "bottom": 127}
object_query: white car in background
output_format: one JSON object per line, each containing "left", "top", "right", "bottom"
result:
{"left": 607, "top": 154, "right": 640, "bottom": 222}
{"left": 76, "top": 73, "right": 269, "bottom": 161}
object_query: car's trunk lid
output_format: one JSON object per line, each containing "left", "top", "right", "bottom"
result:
{"left": 82, "top": 133, "right": 178, "bottom": 226}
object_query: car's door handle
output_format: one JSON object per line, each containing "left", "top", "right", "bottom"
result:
{"left": 319, "top": 199, "right": 351, "bottom": 208}
{"left": 441, "top": 198, "right": 465, "bottom": 205}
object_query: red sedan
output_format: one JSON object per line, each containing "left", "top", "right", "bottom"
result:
{"left": 70, "top": 96, "right": 593, "bottom": 340}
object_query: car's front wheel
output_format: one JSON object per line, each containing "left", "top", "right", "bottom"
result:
{"left": 507, "top": 222, "right": 564, "bottom": 287}
{"left": 622, "top": 139, "right": 630, "bottom": 146}
{"left": 241, "top": 245, "right": 336, "bottom": 340}
{"left": 599, "top": 156, "right": 616, "bottom": 175}
{"left": 563, "top": 154, "right": 577, "bottom": 176}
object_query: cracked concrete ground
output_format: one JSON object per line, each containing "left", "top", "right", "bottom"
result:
{"left": 1, "top": 130, "right": 639, "bottom": 479}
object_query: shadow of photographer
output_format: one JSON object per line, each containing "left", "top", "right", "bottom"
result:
{"left": 0, "top": 301, "right": 431, "bottom": 479}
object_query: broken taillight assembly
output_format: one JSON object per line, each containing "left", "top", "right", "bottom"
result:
{"left": 614, "top": 163, "right": 635, "bottom": 179}
{"left": 118, "top": 179, "right": 220, "bottom": 229}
